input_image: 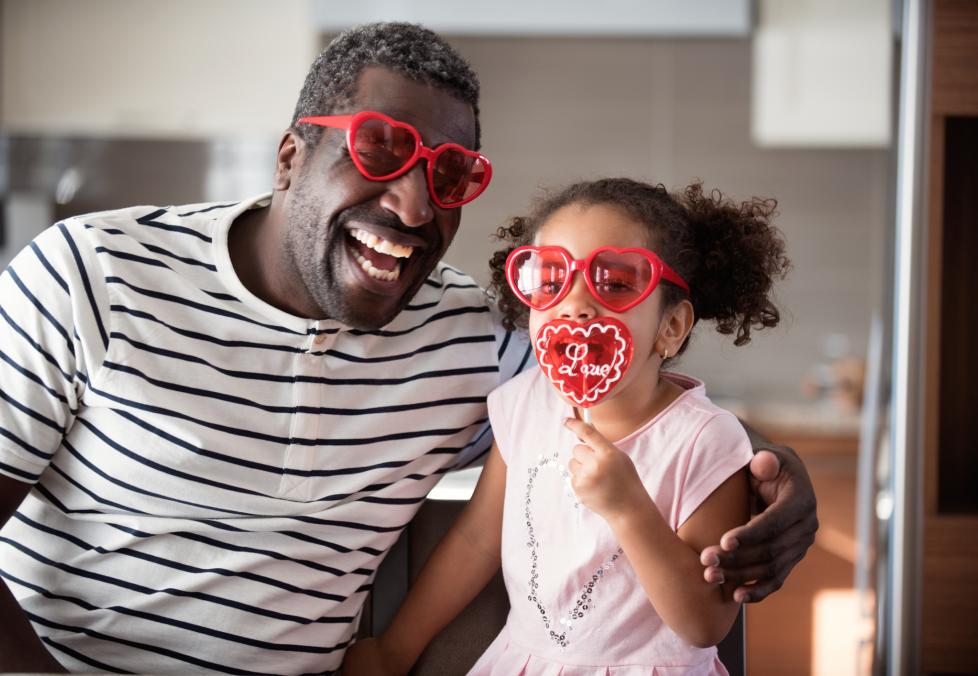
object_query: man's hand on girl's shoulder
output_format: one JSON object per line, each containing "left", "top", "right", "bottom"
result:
{"left": 700, "top": 443, "right": 818, "bottom": 603}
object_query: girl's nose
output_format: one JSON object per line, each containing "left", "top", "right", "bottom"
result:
{"left": 557, "top": 275, "right": 598, "bottom": 322}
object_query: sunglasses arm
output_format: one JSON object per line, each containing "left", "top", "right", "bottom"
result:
{"left": 661, "top": 267, "right": 690, "bottom": 294}
{"left": 295, "top": 115, "right": 354, "bottom": 131}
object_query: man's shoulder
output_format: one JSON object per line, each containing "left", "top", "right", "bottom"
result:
{"left": 60, "top": 198, "right": 254, "bottom": 242}
{"left": 16, "top": 196, "right": 265, "bottom": 302}
{"left": 41, "top": 197, "right": 269, "bottom": 282}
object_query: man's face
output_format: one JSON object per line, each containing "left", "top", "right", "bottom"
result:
{"left": 279, "top": 67, "right": 475, "bottom": 329}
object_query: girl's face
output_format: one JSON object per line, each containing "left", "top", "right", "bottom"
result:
{"left": 529, "top": 202, "right": 669, "bottom": 407}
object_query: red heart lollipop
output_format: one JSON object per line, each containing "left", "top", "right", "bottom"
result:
{"left": 533, "top": 317, "right": 634, "bottom": 408}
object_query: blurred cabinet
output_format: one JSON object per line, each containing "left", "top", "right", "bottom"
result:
{"left": 751, "top": 0, "right": 892, "bottom": 147}
{"left": 920, "top": 1, "right": 978, "bottom": 672}
{"left": 743, "top": 419, "right": 861, "bottom": 676}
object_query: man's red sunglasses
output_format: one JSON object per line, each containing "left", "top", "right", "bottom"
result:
{"left": 297, "top": 110, "right": 492, "bottom": 209}
{"left": 506, "top": 245, "right": 690, "bottom": 313}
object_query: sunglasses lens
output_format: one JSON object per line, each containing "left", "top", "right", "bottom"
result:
{"left": 510, "top": 249, "right": 567, "bottom": 308}
{"left": 351, "top": 118, "right": 417, "bottom": 178}
{"left": 589, "top": 251, "right": 654, "bottom": 310}
{"left": 431, "top": 148, "right": 490, "bottom": 207}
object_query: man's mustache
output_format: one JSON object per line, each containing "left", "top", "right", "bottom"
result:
{"left": 336, "top": 205, "right": 437, "bottom": 249}
{"left": 338, "top": 205, "right": 410, "bottom": 233}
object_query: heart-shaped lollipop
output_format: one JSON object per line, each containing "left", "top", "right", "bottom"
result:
{"left": 533, "top": 317, "right": 634, "bottom": 408}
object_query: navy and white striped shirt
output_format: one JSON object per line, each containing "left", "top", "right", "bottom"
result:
{"left": 0, "top": 195, "right": 530, "bottom": 674}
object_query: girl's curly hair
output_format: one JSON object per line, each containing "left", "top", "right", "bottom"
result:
{"left": 487, "top": 178, "right": 790, "bottom": 356}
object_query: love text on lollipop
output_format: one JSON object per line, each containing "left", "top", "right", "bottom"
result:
{"left": 534, "top": 317, "right": 634, "bottom": 411}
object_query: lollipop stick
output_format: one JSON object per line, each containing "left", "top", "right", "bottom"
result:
{"left": 583, "top": 408, "right": 591, "bottom": 424}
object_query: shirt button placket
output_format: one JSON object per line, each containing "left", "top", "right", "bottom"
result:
{"left": 280, "top": 323, "right": 332, "bottom": 500}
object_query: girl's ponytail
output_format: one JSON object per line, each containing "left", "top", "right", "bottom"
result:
{"left": 678, "top": 182, "right": 789, "bottom": 346}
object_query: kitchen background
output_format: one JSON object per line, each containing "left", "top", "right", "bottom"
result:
{"left": 0, "top": 0, "right": 891, "bottom": 408}
{"left": 0, "top": 1, "right": 906, "bottom": 674}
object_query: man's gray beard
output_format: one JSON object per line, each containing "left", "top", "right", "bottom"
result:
{"left": 283, "top": 181, "right": 437, "bottom": 328}
{"left": 287, "top": 227, "right": 410, "bottom": 329}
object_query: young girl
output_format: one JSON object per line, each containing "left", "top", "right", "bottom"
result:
{"left": 344, "top": 178, "right": 789, "bottom": 675}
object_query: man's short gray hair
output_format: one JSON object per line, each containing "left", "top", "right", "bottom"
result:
{"left": 290, "top": 22, "right": 481, "bottom": 149}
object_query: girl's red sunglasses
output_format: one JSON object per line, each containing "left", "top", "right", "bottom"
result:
{"left": 506, "top": 245, "right": 690, "bottom": 313}
{"left": 297, "top": 110, "right": 492, "bottom": 209}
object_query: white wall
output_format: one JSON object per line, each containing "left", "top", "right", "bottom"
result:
{"left": 1, "top": 0, "right": 317, "bottom": 138}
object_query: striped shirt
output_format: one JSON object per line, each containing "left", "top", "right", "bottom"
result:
{"left": 0, "top": 195, "right": 531, "bottom": 674}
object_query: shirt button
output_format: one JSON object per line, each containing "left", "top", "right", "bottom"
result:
{"left": 313, "top": 334, "right": 327, "bottom": 345}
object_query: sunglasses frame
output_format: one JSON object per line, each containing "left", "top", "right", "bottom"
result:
{"left": 297, "top": 110, "right": 493, "bottom": 209}
{"left": 505, "top": 245, "right": 690, "bottom": 313}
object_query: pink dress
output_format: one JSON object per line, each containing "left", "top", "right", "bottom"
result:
{"left": 470, "top": 369, "right": 753, "bottom": 675}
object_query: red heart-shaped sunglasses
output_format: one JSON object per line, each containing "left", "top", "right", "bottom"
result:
{"left": 506, "top": 245, "right": 690, "bottom": 313}
{"left": 297, "top": 110, "right": 492, "bottom": 209}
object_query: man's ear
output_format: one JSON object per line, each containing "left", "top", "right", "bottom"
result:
{"left": 655, "top": 299, "right": 695, "bottom": 358}
{"left": 273, "top": 130, "right": 304, "bottom": 191}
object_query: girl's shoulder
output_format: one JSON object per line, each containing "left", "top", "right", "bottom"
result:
{"left": 628, "top": 373, "right": 752, "bottom": 527}
{"left": 486, "top": 367, "right": 567, "bottom": 465}
{"left": 489, "top": 365, "right": 550, "bottom": 407}
{"left": 658, "top": 371, "right": 736, "bottom": 423}
{"left": 620, "top": 371, "right": 748, "bottom": 452}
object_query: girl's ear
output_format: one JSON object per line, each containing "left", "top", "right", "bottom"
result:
{"left": 655, "top": 299, "right": 694, "bottom": 359}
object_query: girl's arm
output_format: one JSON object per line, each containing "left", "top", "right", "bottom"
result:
{"left": 565, "top": 418, "right": 748, "bottom": 649}
{"left": 344, "top": 443, "right": 508, "bottom": 675}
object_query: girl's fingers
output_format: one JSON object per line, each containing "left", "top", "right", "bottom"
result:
{"left": 568, "top": 457, "right": 583, "bottom": 476}
{"left": 571, "top": 444, "right": 594, "bottom": 462}
{"left": 564, "top": 417, "right": 613, "bottom": 451}
{"left": 569, "top": 448, "right": 597, "bottom": 479}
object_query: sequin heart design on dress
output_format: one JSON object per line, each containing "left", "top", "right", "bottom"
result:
{"left": 533, "top": 318, "right": 633, "bottom": 408}
{"left": 523, "top": 452, "right": 623, "bottom": 650}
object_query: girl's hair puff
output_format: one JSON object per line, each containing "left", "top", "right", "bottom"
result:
{"left": 487, "top": 178, "right": 790, "bottom": 355}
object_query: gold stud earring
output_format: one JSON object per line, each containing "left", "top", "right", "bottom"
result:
{"left": 661, "top": 348, "right": 669, "bottom": 360}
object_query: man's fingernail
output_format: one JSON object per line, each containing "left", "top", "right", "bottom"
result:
{"left": 725, "top": 537, "right": 739, "bottom": 550}
{"left": 716, "top": 574, "right": 725, "bottom": 584}
{"left": 705, "top": 553, "right": 719, "bottom": 567}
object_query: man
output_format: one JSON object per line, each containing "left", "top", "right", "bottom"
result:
{"left": 0, "top": 22, "right": 816, "bottom": 673}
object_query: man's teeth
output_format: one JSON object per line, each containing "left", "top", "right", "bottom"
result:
{"left": 350, "top": 228, "right": 414, "bottom": 258}
{"left": 355, "top": 253, "right": 401, "bottom": 281}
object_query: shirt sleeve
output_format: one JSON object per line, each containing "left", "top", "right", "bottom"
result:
{"left": 451, "top": 303, "right": 533, "bottom": 470}
{"left": 485, "top": 384, "right": 513, "bottom": 466}
{"left": 490, "top": 302, "right": 534, "bottom": 386}
{"left": 675, "top": 412, "right": 754, "bottom": 529}
{"left": 0, "top": 220, "right": 110, "bottom": 484}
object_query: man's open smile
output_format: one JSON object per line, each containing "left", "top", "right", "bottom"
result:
{"left": 343, "top": 224, "right": 431, "bottom": 292}
{"left": 348, "top": 227, "right": 413, "bottom": 282}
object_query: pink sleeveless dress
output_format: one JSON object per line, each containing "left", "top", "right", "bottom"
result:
{"left": 470, "top": 369, "right": 752, "bottom": 675}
